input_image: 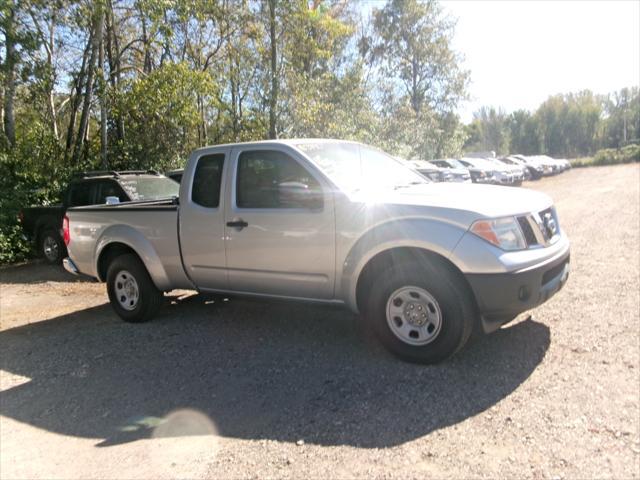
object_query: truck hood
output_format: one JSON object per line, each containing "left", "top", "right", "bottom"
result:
{"left": 349, "top": 183, "right": 553, "bottom": 219}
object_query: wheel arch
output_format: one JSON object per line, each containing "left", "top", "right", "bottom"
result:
{"left": 340, "top": 218, "right": 470, "bottom": 312}
{"left": 354, "top": 246, "right": 477, "bottom": 315}
{"left": 94, "top": 225, "right": 171, "bottom": 290}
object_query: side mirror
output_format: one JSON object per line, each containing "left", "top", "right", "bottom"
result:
{"left": 277, "top": 182, "right": 323, "bottom": 209}
{"left": 105, "top": 196, "right": 120, "bottom": 205}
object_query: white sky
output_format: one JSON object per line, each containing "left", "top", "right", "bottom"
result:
{"left": 440, "top": 0, "right": 640, "bottom": 122}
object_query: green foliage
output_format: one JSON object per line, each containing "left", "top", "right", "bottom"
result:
{"left": 469, "top": 88, "right": 639, "bottom": 158}
{"left": 464, "top": 107, "right": 510, "bottom": 155}
{"left": 570, "top": 145, "right": 640, "bottom": 167}
{"left": 113, "top": 62, "right": 218, "bottom": 171}
{"left": 592, "top": 144, "right": 640, "bottom": 165}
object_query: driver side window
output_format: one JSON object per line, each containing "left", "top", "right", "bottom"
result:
{"left": 236, "top": 150, "right": 322, "bottom": 209}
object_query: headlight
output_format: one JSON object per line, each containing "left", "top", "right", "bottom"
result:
{"left": 470, "top": 217, "right": 526, "bottom": 250}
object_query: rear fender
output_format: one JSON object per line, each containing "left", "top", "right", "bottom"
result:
{"left": 95, "top": 224, "right": 171, "bottom": 290}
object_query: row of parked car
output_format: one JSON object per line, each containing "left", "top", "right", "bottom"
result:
{"left": 404, "top": 153, "right": 571, "bottom": 186}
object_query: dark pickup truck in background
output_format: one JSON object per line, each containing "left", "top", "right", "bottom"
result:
{"left": 20, "top": 170, "right": 179, "bottom": 264}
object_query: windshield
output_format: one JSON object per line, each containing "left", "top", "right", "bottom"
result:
{"left": 461, "top": 158, "right": 497, "bottom": 170}
{"left": 118, "top": 176, "right": 180, "bottom": 201}
{"left": 295, "top": 142, "right": 429, "bottom": 193}
{"left": 435, "top": 159, "right": 466, "bottom": 169}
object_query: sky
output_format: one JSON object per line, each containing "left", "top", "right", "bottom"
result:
{"left": 440, "top": 0, "right": 640, "bottom": 122}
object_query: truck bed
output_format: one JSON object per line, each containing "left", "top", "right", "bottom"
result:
{"left": 67, "top": 197, "right": 192, "bottom": 290}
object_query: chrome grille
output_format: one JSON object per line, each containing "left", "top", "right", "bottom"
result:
{"left": 517, "top": 207, "right": 560, "bottom": 248}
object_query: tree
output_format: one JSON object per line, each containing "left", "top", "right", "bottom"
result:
{"left": 464, "top": 107, "right": 510, "bottom": 155}
{"left": 366, "top": 0, "right": 468, "bottom": 159}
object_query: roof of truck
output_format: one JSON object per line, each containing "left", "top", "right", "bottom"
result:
{"left": 191, "top": 138, "right": 360, "bottom": 153}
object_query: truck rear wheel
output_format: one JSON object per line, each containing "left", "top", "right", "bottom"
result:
{"left": 364, "top": 260, "right": 476, "bottom": 364}
{"left": 106, "top": 253, "right": 163, "bottom": 323}
{"left": 39, "top": 229, "right": 64, "bottom": 264}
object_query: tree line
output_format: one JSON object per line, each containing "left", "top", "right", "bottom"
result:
{"left": 1, "top": 0, "right": 469, "bottom": 180}
{"left": 465, "top": 87, "right": 640, "bottom": 158}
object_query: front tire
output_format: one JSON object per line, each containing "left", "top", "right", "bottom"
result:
{"left": 364, "top": 260, "right": 476, "bottom": 364}
{"left": 106, "top": 253, "right": 163, "bottom": 323}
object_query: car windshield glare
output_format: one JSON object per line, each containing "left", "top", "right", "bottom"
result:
{"left": 296, "top": 142, "right": 429, "bottom": 193}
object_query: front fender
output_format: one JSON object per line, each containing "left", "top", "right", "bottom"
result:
{"left": 94, "top": 224, "right": 171, "bottom": 291}
{"left": 340, "top": 218, "right": 467, "bottom": 312}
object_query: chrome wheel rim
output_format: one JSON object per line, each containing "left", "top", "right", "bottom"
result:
{"left": 43, "top": 235, "right": 59, "bottom": 262}
{"left": 114, "top": 270, "right": 139, "bottom": 311}
{"left": 386, "top": 286, "right": 442, "bottom": 346}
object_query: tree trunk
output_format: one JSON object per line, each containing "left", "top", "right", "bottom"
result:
{"left": 46, "top": 11, "right": 59, "bottom": 139}
{"left": 2, "top": 5, "right": 17, "bottom": 147}
{"left": 65, "top": 32, "right": 92, "bottom": 163}
{"left": 105, "top": 0, "right": 124, "bottom": 142}
{"left": 99, "top": 17, "right": 108, "bottom": 168}
{"left": 73, "top": 8, "right": 102, "bottom": 165}
{"left": 268, "top": 0, "right": 278, "bottom": 139}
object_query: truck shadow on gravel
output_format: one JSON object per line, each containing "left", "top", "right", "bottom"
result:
{"left": 0, "top": 262, "right": 91, "bottom": 285}
{"left": 0, "top": 295, "right": 550, "bottom": 448}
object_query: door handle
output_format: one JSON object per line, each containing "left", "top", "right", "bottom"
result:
{"left": 226, "top": 219, "right": 248, "bottom": 229}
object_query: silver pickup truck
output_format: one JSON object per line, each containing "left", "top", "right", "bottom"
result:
{"left": 63, "top": 140, "right": 570, "bottom": 363}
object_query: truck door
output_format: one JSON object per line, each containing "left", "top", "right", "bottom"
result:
{"left": 179, "top": 148, "right": 229, "bottom": 290}
{"left": 223, "top": 145, "right": 335, "bottom": 299}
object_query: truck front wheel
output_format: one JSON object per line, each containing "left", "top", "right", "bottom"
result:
{"left": 364, "top": 261, "right": 476, "bottom": 364}
{"left": 106, "top": 253, "right": 163, "bottom": 323}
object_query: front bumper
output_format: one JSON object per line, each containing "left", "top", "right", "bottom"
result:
{"left": 465, "top": 246, "right": 570, "bottom": 333}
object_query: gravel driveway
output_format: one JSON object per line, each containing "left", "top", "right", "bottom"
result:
{"left": 1, "top": 164, "right": 638, "bottom": 479}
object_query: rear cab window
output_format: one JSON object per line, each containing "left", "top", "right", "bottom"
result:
{"left": 192, "top": 154, "right": 225, "bottom": 208}
{"left": 67, "top": 182, "right": 97, "bottom": 207}
{"left": 96, "top": 180, "right": 128, "bottom": 204}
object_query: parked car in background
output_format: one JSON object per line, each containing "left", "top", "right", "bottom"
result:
{"left": 504, "top": 155, "right": 544, "bottom": 180}
{"left": 552, "top": 157, "right": 571, "bottom": 171}
{"left": 166, "top": 169, "right": 184, "bottom": 183}
{"left": 533, "top": 155, "right": 565, "bottom": 175}
{"left": 485, "top": 157, "right": 525, "bottom": 185}
{"left": 404, "top": 160, "right": 453, "bottom": 182}
{"left": 63, "top": 139, "right": 570, "bottom": 364}
{"left": 430, "top": 159, "right": 472, "bottom": 182}
{"left": 497, "top": 156, "right": 531, "bottom": 181}
{"left": 513, "top": 155, "right": 553, "bottom": 176}
{"left": 20, "top": 171, "right": 179, "bottom": 264}
{"left": 458, "top": 157, "right": 510, "bottom": 185}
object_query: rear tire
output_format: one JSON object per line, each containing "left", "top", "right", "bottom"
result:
{"left": 39, "top": 229, "right": 65, "bottom": 264}
{"left": 363, "top": 260, "right": 476, "bottom": 364}
{"left": 106, "top": 253, "right": 163, "bottom": 323}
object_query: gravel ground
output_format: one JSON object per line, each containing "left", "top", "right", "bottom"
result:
{"left": 1, "top": 164, "right": 639, "bottom": 479}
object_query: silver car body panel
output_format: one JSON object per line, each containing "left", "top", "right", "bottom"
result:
{"left": 67, "top": 207, "right": 192, "bottom": 291}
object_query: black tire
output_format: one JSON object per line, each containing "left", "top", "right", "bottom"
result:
{"left": 106, "top": 253, "right": 163, "bottom": 323}
{"left": 39, "top": 228, "right": 65, "bottom": 264}
{"left": 363, "top": 259, "right": 476, "bottom": 364}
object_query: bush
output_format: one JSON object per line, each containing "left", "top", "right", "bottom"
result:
{"left": 0, "top": 130, "right": 70, "bottom": 265}
{"left": 592, "top": 144, "right": 640, "bottom": 165}
{"left": 0, "top": 224, "right": 32, "bottom": 264}
{"left": 571, "top": 144, "right": 640, "bottom": 167}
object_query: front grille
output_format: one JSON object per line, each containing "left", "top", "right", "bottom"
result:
{"left": 517, "top": 216, "right": 538, "bottom": 246}
{"left": 542, "top": 257, "right": 569, "bottom": 285}
{"left": 538, "top": 207, "right": 559, "bottom": 242}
